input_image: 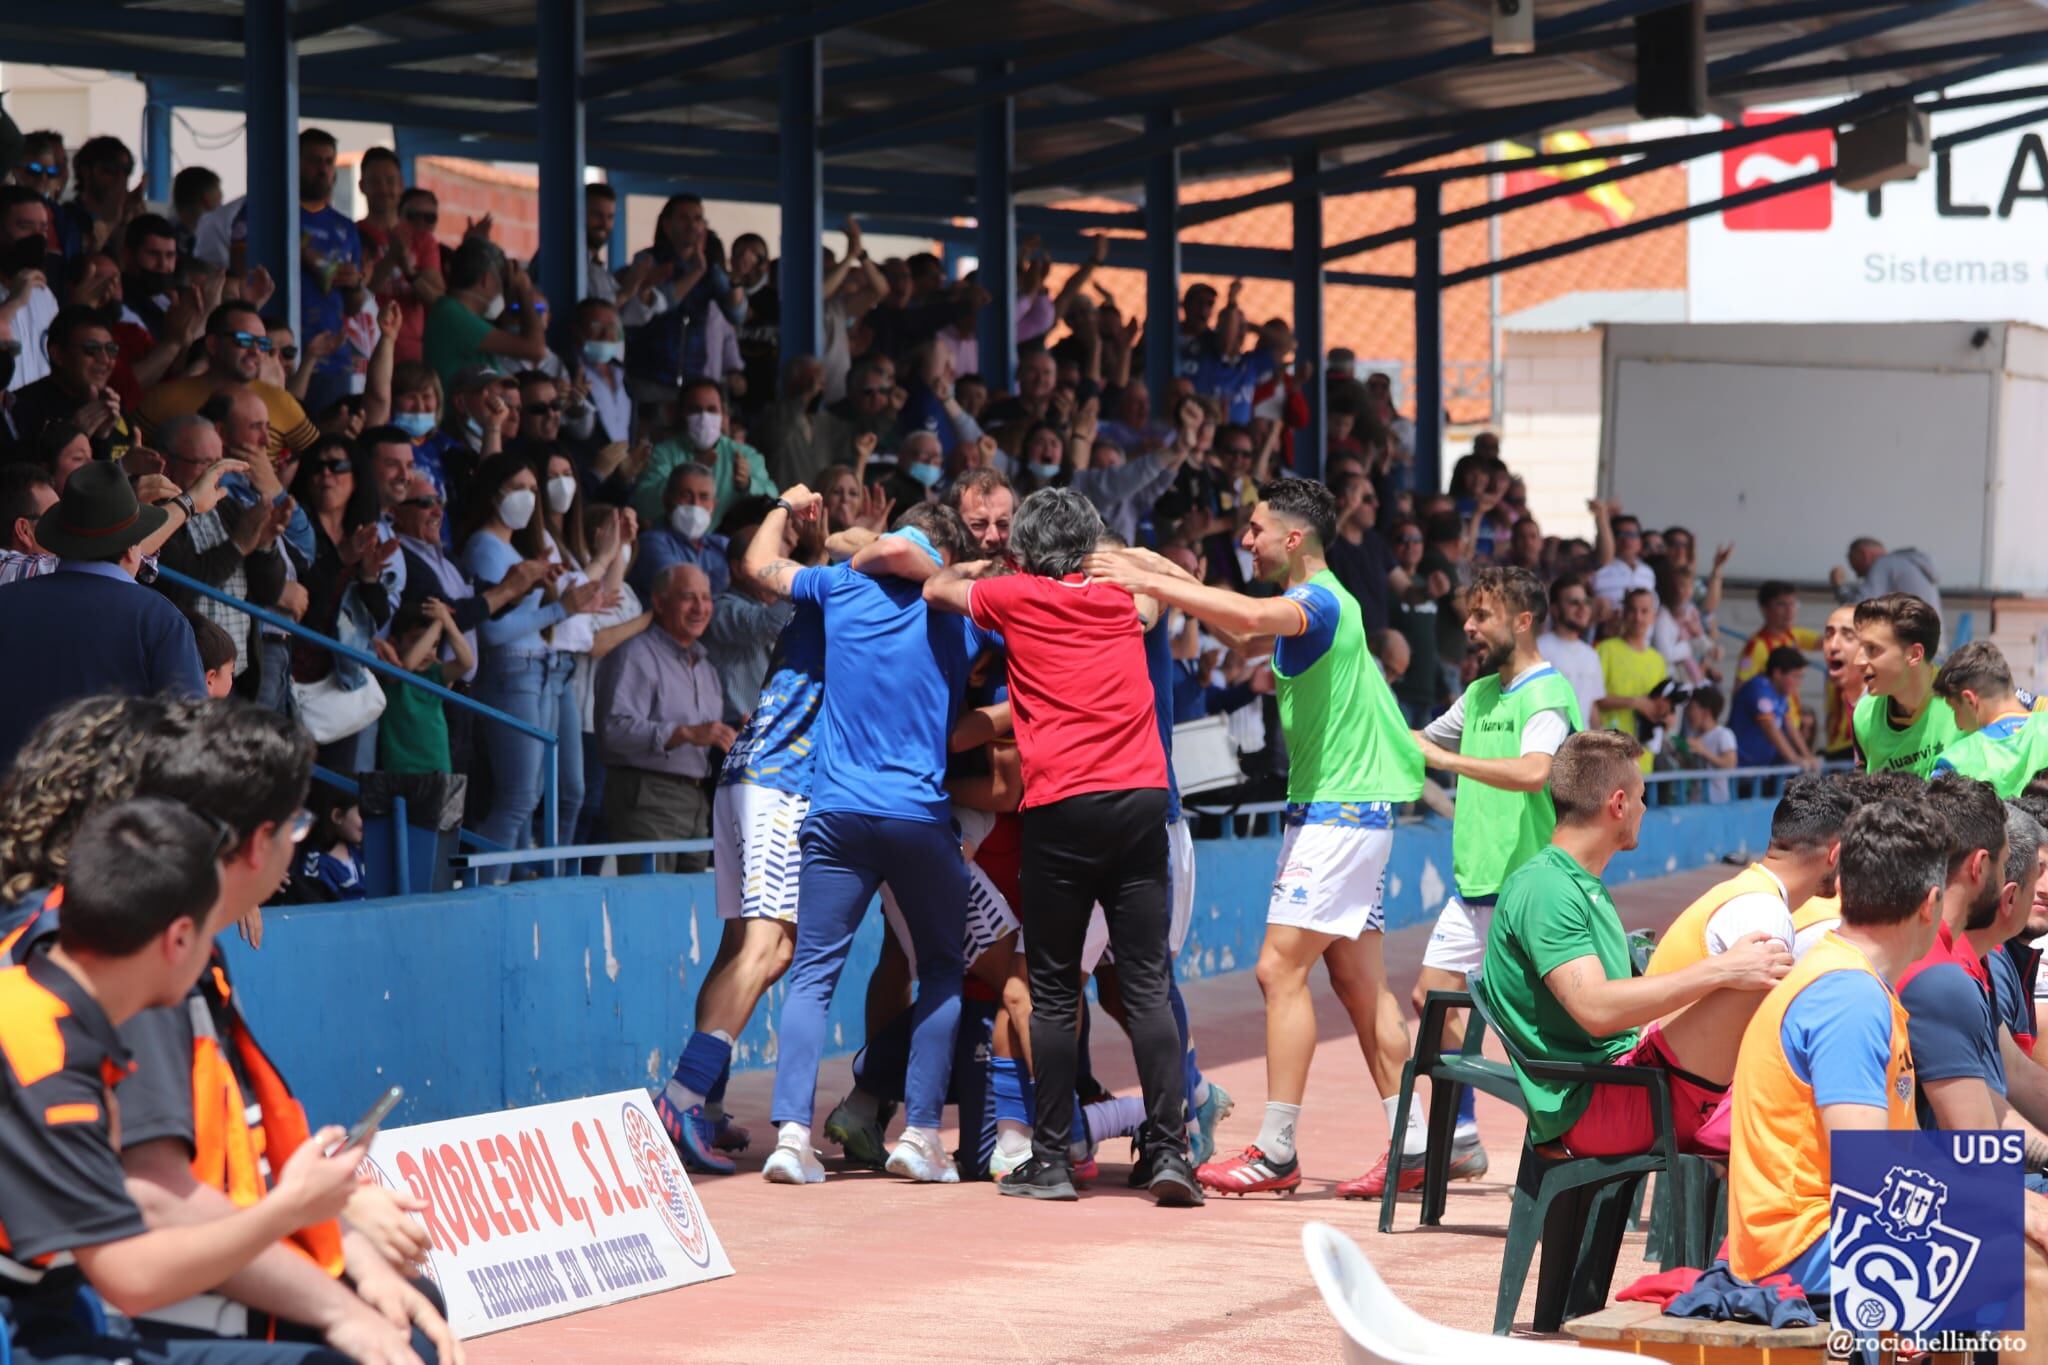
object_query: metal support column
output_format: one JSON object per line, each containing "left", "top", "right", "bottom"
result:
{"left": 536, "top": 0, "right": 587, "bottom": 313}
{"left": 779, "top": 37, "right": 824, "bottom": 365}
{"left": 392, "top": 127, "right": 423, "bottom": 186}
{"left": 143, "top": 84, "right": 174, "bottom": 205}
{"left": 607, "top": 178, "right": 628, "bottom": 271}
{"left": 1143, "top": 108, "right": 1180, "bottom": 404}
{"left": 1412, "top": 181, "right": 1443, "bottom": 497}
{"left": 1290, "top": 150, "right": 1324, "bottom": 483}
{"left": 976, "top": 61, "right": 1017, "bottom": 391}
{"left": 242, "top": 0, "right": 299, "bottom": 327}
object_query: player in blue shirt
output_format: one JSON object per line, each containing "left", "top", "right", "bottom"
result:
{"left": 746, "top": 490, "right": 987, "bottom": 1186}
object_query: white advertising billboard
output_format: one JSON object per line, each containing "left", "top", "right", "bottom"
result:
{"left": 1689, "top": 66, "right": 2048, "bottom": 325}
{"left": 360, "top": 1090, "right": 732, "bottom": 1338}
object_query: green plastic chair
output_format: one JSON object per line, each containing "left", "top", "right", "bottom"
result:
{"left": 1464, "top": 987, "right": 1717, "bottom": 1335}
{"left": 1377, "top": 988, "right": 1528, "bottom": 1235}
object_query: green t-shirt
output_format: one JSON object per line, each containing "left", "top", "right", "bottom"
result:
{"left": 1449, "top": 666, "right": 1583, "bottom": 898}
{"left": 376, "top": 665, "right": 452, "bottom": 775}
{"left": 422, "top": 296, "right": 494, "bottom": 388}
{"left": 1476, "top": 843, "right": 1637, "bottom": 1143}
{"left": 1933, "top": 710, "right": 2048, "bottom": 797}
{"left": 1272, "top": 569, "right": 1423, "bottom": 805}
{"left": 1853, "top": 688, "right": 1960, "bottom": 777}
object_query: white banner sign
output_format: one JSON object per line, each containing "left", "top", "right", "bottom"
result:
{"left": 361, "top": 1090, "right": 731, "bottom": 1338}
{"left": 1688, "top": 65, "right": 2048, "bottom": 326}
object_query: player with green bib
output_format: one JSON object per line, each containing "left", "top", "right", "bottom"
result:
{"left": 1931, "top": 640, "right": 2048, "bottom": 796}
{"left": 1085, "top": 478, "right": 1423, "bottom": 1196}
{"left": 1346, "top": 565, "right": 1584, "bottom": 1198}
{"left": 1851, "top": 593, "right": 1956, "bottom": 778}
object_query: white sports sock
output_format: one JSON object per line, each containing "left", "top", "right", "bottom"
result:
{"left": 842, "top": 1087, "right": 883, "bottom": 1122}
{"left": 995, "top": 1123, "right": 1032, "bottom": 1159}
{"left": 664, "top": 1079, "right": 707, "bottom": 1112}
{"left": 1454, "top": 1118, "right": 1481, "bottom": 1142}
{"left": 1255, "top": 1102, "right": 1302, "bottom": 1164}
{"left": 777, "top": 1121, "right": 811, "bottom": 1152}
{"left": 1084, "top": 1095, "right": 1147, "bottom": 1145}
{"left": 1385, "top": 1096, "right": 1429, "bottom": 1158}
{"left": 898, "top": 1124, "right": 943, "bottom": 1152}
{"left": 1191, "top": 1078, "right": 1211, "bottom": 1110}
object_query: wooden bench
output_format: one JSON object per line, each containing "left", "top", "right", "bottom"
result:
{"left": 1565, "top": 1301, "right": 1835, "bottom": 1364}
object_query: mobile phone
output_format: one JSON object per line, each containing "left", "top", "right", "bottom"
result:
{"left": 328, "top": 1085, "right": 403, "bottom": 1156}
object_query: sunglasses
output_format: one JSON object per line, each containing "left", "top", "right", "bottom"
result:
{"left": 404, "top": 211, "right": 439, "bottom": 227}
{"left": 22, "top": 160, "right": 63, "bottom": 177}
{"left": 73, "top": 339, "right": 118, "bottom": 358}
{"left": 1397, "top": 534, "right": 1425, "bottom": 545}
{"left": 316, "top": 457, "right": 353, "bottom": 475}
{"left": 1617, "top": 529, "right": 1642, "bottom": 540}
{"left": 1558, "top": 595, "right": 1589, "bottom": 608}
{"left": 279, "top": 345, "right": 299, "bottom": 362}
{"left": 523, "top": 400, "right": 566, "bottom": 415}
{"left": 219, "top": 330, "right": 274, "bottom": 353}
{"left": 285, "top": 809, "right": 314, "bottom": 844}
{"left": 401, "top": 495, "right": 443, "bottom": 510}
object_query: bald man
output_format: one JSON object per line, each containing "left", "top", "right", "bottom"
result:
{"left": 594, "top": 563, "right": 732, "bottom": 872}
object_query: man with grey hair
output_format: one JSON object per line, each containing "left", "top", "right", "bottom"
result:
{"left": 923, "top": 487, "right": 1201, "bottom": 1205}
{"left": 633, "top": 460, "right": 728, "bottom": 600}
{"left": 595, "top": 562, "right": 730, "bottom": 872}
{"left": 881, "top": 428, "right": 945, "bottom": 511}
{"left": 1833, "top": 536, "right": 1943, "bottom": 627}
{"left": 152, "top": 411, "right": 288, "bottom": 687}
{"left": 1992, "top": 803, "right": 2045, "bottom": 1092}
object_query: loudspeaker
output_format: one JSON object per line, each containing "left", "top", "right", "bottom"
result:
{"left": 1492, "top": 0, "right": 1534, "bottom": 55}
{"left": 1635, "top": 1, "right": 1706, "bottom": 119}
{"left": 1835, "top": 105, "right": 1931, "bottom": 191}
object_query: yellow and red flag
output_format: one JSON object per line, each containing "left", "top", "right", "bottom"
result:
{"left": 1502, "top": 131, "right": 1636, "bottom": 227}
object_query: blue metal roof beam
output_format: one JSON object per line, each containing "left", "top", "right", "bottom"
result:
{"left": 821, "top": 0, "right": 1362, "bottom": 153}
{"left": 1179, "top": 0, "right": 1997, "bottom": 227}
{"left": 25, "top": 4, "right": 243, "bottom": 41}
{"left": 1442, "top": 96, "right": 2048, "bottom": 289}
{"left": 1019, "top": 0, "right": 1931, "bottom": 138}
{"left": 1320, "top": 54, "right": 2009, "bottom": 263}
{"left": 1011, "top": 0, "right": 1685, "bottom": 192}
{"left": 583, "top": 0, "right": 944, "bottom": 98}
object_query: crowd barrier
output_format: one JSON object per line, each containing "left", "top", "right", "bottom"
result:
{"left": 231, "top": 793, "right": 1774, "bottom": 1128}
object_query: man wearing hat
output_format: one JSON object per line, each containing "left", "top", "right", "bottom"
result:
{"left": 0, "top": 460, "right": 206, "bottom": 766}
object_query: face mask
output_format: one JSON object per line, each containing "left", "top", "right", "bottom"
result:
{"left": 907, "top": 462, "right": 942, "bottom": 489}
{"left": 483, "top": 292, "right": 505, "bottom": 321}
{"left": 1029, "top": 461, "right": 1062, "bottom": 483}
{"left": 684, "top": 413, "right": 723, "bottom": 451}
{"left": 581, "top": 340, "right": 623, "bottom": 367}
{"left": 392, "top": 410, "right": 437, "bottom": 440}
{"left": 496, "top": 488, "right": 536, "bottom": 531}
{"left": 463, "top": 416, "right": 485, "bottom": 442}
{"left": 545, "top": 475, "right": 577, "bottom": 514}
{"left": 669, "top": 504, "right": 712, "bottom": 542}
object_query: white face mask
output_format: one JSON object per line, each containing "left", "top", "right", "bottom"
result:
{"left": 545, "top": 475, "right": 577, "bottom": 514}
{"left": 483, "top": 291, "right": 506, "bottom": 321}
{"left": 497, "top": 488, "right": 536, "bottom": 531}
{"left": 669, "top": 504, "right": 712, "bottom": 542}
{"left": 684, "top": 412, "right": 723, "bottom": 451}
{"left": 617, "top": 543, "right": 632, "bottom": 572}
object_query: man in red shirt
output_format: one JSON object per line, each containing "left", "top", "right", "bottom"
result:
{"left": 924, "top": 487, "right": 1202, "bottom": 1207}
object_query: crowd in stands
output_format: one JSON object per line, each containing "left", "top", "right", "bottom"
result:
{"left": 13, "top": 118, "right": 2048, "bottom": 1364}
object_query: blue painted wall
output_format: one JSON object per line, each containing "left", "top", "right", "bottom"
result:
{"left": 229, "top": 798, "right": 1769, "bottom": 1128}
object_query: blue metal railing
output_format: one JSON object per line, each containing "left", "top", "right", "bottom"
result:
{"left": 155, "top": 565, "right": 560, "bottom": 874}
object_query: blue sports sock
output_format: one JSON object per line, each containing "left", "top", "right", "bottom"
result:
{"left": 707, "top": 1059, "right": 731, "bottom": 1108}
{"left": 671, "top": 1032, "right": 731, "bottom": 1103}
{"left": 1071, "top": 1093, "right": 1087, "bottom": 1150}
{"left": 1168, "top": 981, "right": 1204, "bottom": 1102}
{"left": 1458, "top": 1084, "right": 1477, "bottom": 1130}
{"left": 991, "top": 1056, "right": 1031, "bottom": 1126}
